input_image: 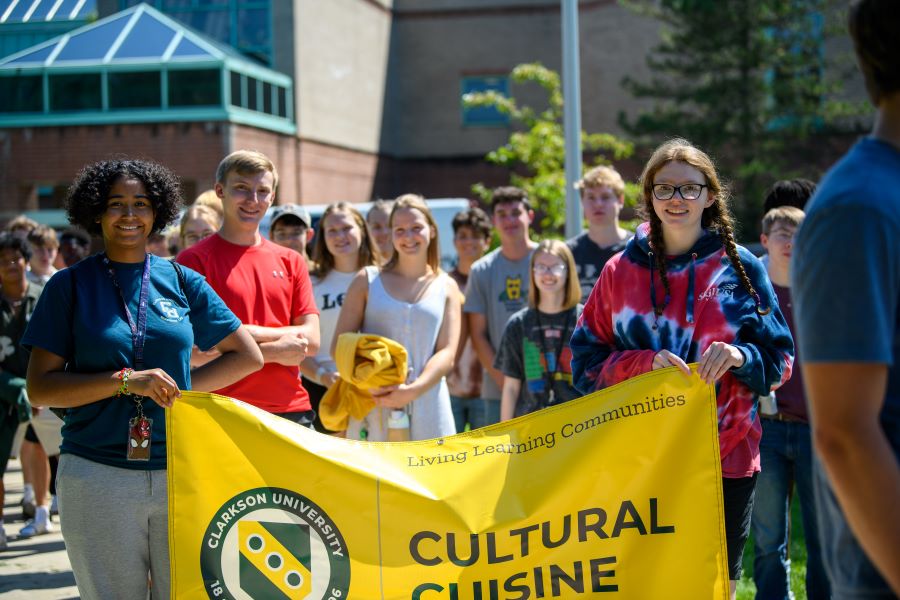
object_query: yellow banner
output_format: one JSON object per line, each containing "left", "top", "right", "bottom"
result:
{"left": 168, "top": 367, "right": 729, "bottom": 599}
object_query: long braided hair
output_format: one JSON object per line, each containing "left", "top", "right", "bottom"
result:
{"left": 638, "top": 138, "right": 767, "bottom": 316}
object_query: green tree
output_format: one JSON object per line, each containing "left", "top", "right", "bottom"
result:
{"left": 463, "top": 63, "right": 636, "bottom": 235}
{"left": 619, "top": 0, "right": 865, "bottom": 233}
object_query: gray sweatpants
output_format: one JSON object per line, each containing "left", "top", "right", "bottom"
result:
{"left": 57, "top": 454, "right": 170, "bottom": 600}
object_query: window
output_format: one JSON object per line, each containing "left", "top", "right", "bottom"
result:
{"left": 120, "top": 0, "right": 272, "bottom": 65}
{"left": 262, "top": 82, "right": 272, "bottom": 115}
{"left": 37, "top": 185, "right": 67, "bottom": 210}
{"left": 461, "top": 75, "right": 510, "bottom": 127}
{"left": 0, "top": 76, "right": 43, "bottom": 112}
{"left": 109, "top": 72, "right": 162, "bottom": 109}
{"left": 168, "top": 69, "right": 220, "bottom": 106}
{"left": 113, "top": 12, "right": 177, "bottom": 60}
{"left": 237, "top": 8, "right": 268, "bottom": 52}
{"left": 230, "top": 71, "right": 243, "bottom": 107}
{"left": 247, "top": 76, "right": 258, "bottom": 111}
{"left": 49, "top": 73, "right": 102, "bottom": 111}
{"left": 277, "top": 86, "right": 287, "bottom": 118}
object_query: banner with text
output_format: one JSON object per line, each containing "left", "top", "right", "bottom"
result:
{"left": 167, "top": 366, "right": 728, "bottom": 599}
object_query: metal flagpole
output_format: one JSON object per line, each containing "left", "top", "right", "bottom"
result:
{"left": 562, "top": 0, "right": 583, "bottom": 239}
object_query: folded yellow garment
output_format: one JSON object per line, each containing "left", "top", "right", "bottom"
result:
{"left": 318, "top": 333, "right": 408, "bottom": 432}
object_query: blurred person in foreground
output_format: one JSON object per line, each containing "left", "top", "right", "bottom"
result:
{"left": 793, "top": 0, "right": 900, "bottom": 595}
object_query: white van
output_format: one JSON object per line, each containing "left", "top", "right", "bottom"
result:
{"left": 262, "top": 198, "right": 472, "bottom": 271}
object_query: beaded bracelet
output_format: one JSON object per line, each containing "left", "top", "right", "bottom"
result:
{"left": 115, "top": 367, "right": 134, "bottom": 397}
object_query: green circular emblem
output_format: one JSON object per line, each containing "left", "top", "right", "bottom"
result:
{"left": 200, "top": 487, "right": 350, "bottom": 599}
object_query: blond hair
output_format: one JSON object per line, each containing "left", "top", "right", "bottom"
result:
{"left": 215, "top": 150, "right": 278, "bottom": 190}
{"left": 7, "top": 215, "right": 38, "bottom": 235}
{"left": 383, "top": 194, "right": 441, "bottom": 273}
{"left": 575, "top": 165, "right": 625, "bottom": 197}
{"left": 193, "top": 189, "right": 223, "bottom": 218}
{"left": 528, "top": 239, "right": 581, "bottom": 311}
{"left": 762, "top": 206, "right": 805, "bottom": 235}
{"left": 180, "top": 204, "right": 223, "bottom": 237}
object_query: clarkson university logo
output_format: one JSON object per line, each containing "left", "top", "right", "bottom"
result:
{"left": 200, "top": 487, "right": 350, "bottom": 599}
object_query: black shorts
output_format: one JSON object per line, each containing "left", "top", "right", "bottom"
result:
{"left": 722, "top": 473, "right": 757, "bottom": 580}
{"left": 24, "top": 423, "right": 38, "bottom": 443}
{"left": 274, "top": 410, "right": 316, "bottom": 430}
{"left": 302, "top": 377, "right": 340, "bottom": 434}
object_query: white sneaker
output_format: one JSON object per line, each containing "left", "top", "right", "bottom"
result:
{"left": 0, "top": 527, "right": 7, "bottom": 550}
{"left": 19, "top": 518, "right": 53, "bottom": 539}
{"left": 50, "top": 495, "right": 58, "bottom": 517}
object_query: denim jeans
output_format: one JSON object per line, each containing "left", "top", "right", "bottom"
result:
{"left": 751, "top": 418, "right": 830, "bottom": 599}
{"left": 481, "top": 399, "right": 501, "bottom": 428}
{"left": 450, "top": 396, "right": 500, "bottom": 431}
{"left": 814, "top": 453, "right": 896, "bottom": 599}
{"left": 450, "top": 395, "right": 484, "bottom": 433}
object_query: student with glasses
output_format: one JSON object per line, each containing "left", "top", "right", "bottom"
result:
{"left": 495, "top": 240, "right": 582, "bottom": 421}
{"left": 570, "top": 139, "right": 794, "bottom": 600}
{"left": 179, "top": 204, "right": 222, "bottom": 251}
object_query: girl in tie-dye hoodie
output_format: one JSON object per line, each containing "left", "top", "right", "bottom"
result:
{"left": 570, "top": 139, "right": 793, "bottom": 594}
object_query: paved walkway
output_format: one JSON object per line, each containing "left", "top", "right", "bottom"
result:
{"left": 0, "top": 459, "right": 78, "bottom": 600}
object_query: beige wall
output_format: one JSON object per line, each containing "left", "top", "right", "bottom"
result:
{"left": 294, "top": 0, "right": 393, "bottom": 154}
{"left": 381, "top": 0, "right": 659, "bottom": 158}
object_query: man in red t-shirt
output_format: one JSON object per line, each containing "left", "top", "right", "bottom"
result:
{"left": 178, "top": 150, "right": 320, "bottom": 423}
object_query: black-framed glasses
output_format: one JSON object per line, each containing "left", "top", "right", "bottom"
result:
{"left": 652, "top": 183, "right": 707, "bottom": 201}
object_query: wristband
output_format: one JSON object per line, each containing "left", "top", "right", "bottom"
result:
{"left": 316, "top": 365, "right": 327, "bottom": 383}
{"left": 115, "top": 368, "right": 134, "bottom": 397}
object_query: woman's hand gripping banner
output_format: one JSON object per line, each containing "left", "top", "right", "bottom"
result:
{"left": 167, "top": 366, "right": 729, "bottom": 599}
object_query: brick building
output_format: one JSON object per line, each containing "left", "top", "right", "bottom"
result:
{"left": 0, "top": 0, "right": 866, "bottom": 217}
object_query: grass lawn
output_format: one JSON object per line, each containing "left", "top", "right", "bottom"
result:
{"left": 737, "top": 493, "right": 809, "bottom": 599}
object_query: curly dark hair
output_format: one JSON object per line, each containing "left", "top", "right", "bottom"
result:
{"left": 0, "top": 232, "right": 32, "bottom": 262}
{"left": 65, "top": 159, "right": 183, "bottom": 236}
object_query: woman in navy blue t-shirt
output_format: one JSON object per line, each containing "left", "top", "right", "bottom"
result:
{"left": 22, "top": 159, "right": 263, "bottom": 600}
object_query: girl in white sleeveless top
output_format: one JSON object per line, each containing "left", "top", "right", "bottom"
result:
{"left": 302, "top": 203, "right": 380, "bottom": 432}
{"left": 333, "top": 195, "right": 461, "bottom": 441}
